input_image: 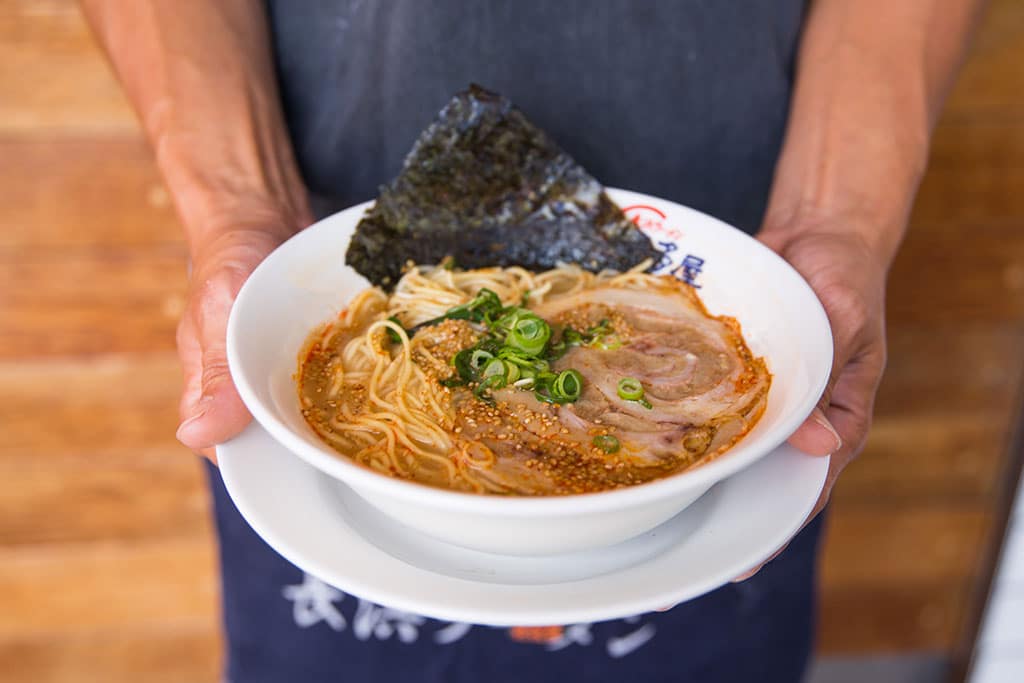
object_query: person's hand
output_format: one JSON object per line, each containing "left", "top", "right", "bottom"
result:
{"left": 175, "top": 215, "right": 308, "bottom": 461}
{"left": 732, "top": 223, "right": 889, "bottom": 580}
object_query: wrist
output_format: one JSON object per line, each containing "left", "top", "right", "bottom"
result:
{"left": 144, "top": 83, "right": 312, "bottom": 253}
{"left": 186, "top": 205, "right": 307, "bottom": 269}
{"left": 760, "top": 201, "right": 907, "bottom": 271}
{"left": 158, "top": 136, "right": 312, "bottom": 249}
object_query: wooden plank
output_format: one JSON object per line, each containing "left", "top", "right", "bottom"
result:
{"left": 911, "top": 122, "right": 1024, "bottom": 228}
{"left": 819, "top": 502, "right": 994, "bottom": 654}
{"left": 875, "top": 324, "right": 1024, "bottom": 417}
{"left": 819, "top": 504, "right": 996, "bottom": 653}
{"left": 0, "top": 247, "right": 187, "bottom": 357}
{"left": 835, "top": 412, "right": 1009, "bottom": 502}
{"left": 0, "top": 354, "right": 183, "bottom": 456}
{"left": 0, "top": 448, "right": 210, "bottom": 546}
{"left": 819, "top": 583, "right": 969, "bottom": 653}
{"left": 0, "top": 628, "right": 220, "bottom": 683}
{"left": 0, "top": 0, "right": 139, "bottom": 135}
{"left": 942, "top": 0, "right": 1024, "bottom": 121}
{"left": 821, "top": 505, "right": 991, "bottom": 587}
{"left": 0, "top": 140, "right": 180, "bottom": 249}
{"left": 888, "top": 220, "right": 1024, "bottom": 324}
{"left": 0, "top": 538, "right": 217, "bottom": 638}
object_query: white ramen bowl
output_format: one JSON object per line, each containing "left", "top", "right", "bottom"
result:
{"left": 226, "top": 189, "right": 832, "bottom": 556}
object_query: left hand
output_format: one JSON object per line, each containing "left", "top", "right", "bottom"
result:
{"left": 732, "top": 223, "right": 889, "bottom": 580}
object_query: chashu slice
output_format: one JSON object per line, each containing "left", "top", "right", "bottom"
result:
{"left": 531, "top": 279, "right": 770, "bottom": 465}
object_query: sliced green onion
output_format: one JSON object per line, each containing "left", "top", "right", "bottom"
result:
{"left": 504, "top": 362, "right": 521, "bottom": 383}
{"left": 466, "top": 288, "right": 503, "bottom": 318}
{"left": 545, "top": 338, "right": 567, "bottom": 360}
{"left": 469, "top": 348, "right": 495, "bottom": 372}
{"left": 413, "top": 288, "right": 504, "bottom": 333}
{"left": 498, "top": 349, "right": 550, "bottom": 375}
{"left": 552, "top": 321, "right": 615, "bottom": 358}
{"left": 506, "top": 315, "right": 551, "bottom": 355}
{"left": 451, "top": 348, "right": 476, "bottom": 383}
{"left": 517, "top": 365, "right": 537, "bottom": 379}
{"left": 535, "top": 370, "right": 558, "bottom": 386}
{"left": 552, "top": 369, "right": 583, "bottom": 401}
{"left": 482, "top": 358, "right": 507, "bottom": 379}
{"left": 593, "top": 434, "right": 620, "bottom": 453}
{"left": 534, "top": 390, "right": 566, "bottom": 405}
{"left": 473, "top": 374, "right": 506, "bottom": 403}
{"left": 476, "top": 337, "right": 504, "bottom": 356}
{"left": 384, "top": 316, "right": 405, "bottom": 344}
{"left": 587, "top": 319, "right": 612, "bottom": 338}
{"left": 497, "top": 348, "right": 532, "bottom": 366}
{"left": 442, "top": 301, "right": 590, "bottom": 404}
{"left": 563, "top": 328, "right": 584, "bottom": 345}
{"left": 491, "top": 307, "right": 525, "bottom": 337}
{"left": 617, "top": 377, "right": 645, "bottom": 401}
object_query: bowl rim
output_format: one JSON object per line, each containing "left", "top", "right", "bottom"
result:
{"left": 226, "top": 189, "right": 833, "bottom": 516}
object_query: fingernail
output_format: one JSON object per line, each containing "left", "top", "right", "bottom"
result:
{"left": 812, "top": 409, "right": 842, "bottom": 453}
{"left": 176, "top": 405, "right": 208, "bottom": 443}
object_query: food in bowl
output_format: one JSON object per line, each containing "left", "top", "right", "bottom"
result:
{"left": 298, "top": 262, "right": 770, "bottom": 496}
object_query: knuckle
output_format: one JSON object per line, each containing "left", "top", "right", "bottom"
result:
{"left": 845, "top": 413, "right": 874, "bottom": 456}
{"left": 819, "top": 282, "right": 872, "bottom": 327}
{"left": 200, "top": 356, "right": 231, "bottom": 390}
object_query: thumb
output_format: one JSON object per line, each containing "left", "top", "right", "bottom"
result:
{"left": 175, "top": 267, "right": 253, "bottom": 453}
{"left": 786, "top": 406, "right": 842, "bottom": 456}
{"left": 175, "top": 345, "right": 251, "bottom": 452}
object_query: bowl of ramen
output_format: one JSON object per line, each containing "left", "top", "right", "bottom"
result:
{"left": 225, "top": 87, "right": 832, "bottom": 556}
{"left": 225, "top": 188, "right": 831, "bottom": 556}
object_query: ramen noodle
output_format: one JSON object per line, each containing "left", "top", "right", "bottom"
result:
{"left": 298, "top": 263, "right": 770, "bottom": 496}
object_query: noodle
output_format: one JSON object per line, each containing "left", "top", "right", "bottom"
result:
{"left": 297, "top": 261, "right": 768, "bottom": 495}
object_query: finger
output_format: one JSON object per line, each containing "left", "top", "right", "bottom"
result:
{"left": 822, "top": 349, "right": 885, "bottom": 460}
{"left": 199, "top": 445, "right": 217, "bottom": 464}
{"left": 175, "top": 349, "right": 251, "bottom": 451}
{"left": 176, "top": 313, "right": 204, "bottom": 421}
{"left": 176, "top": 269, "right": 252, "bottom": 452}
{"left": 786, "top": 406, "right": 842, "bottom": 456}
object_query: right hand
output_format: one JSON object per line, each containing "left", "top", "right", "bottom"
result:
{"left": 175, "top": 217, "right": 307, "bottom": 461}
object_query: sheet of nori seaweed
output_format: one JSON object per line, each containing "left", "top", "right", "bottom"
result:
{"left": 345, "top": 85, "right": 661, "bottom": 287}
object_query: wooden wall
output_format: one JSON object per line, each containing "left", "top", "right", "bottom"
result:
{"left": 1, "top": 1, "right": 1021, "bottom": 680}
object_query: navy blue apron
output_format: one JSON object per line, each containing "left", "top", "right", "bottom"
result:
{"left": 209, "top": 2, "right": 819, "bottom": 680}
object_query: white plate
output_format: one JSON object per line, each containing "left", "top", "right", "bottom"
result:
{"left": 218, "top": 422, "right": 828, "bottom": 626}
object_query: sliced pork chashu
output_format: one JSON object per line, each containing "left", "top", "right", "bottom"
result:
{"left": 532, "top": 280, "right": 770, "bottom": 465}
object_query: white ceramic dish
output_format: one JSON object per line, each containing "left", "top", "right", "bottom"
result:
{"left": 226, "top": 188, "right": 833, "bottom": 556}
{"left": 217, "top": 422, "right": 829, "bottom": 625}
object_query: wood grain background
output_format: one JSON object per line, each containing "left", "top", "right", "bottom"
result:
{"left": 1, "top": 1, "right": 1022, "bottom": 680}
